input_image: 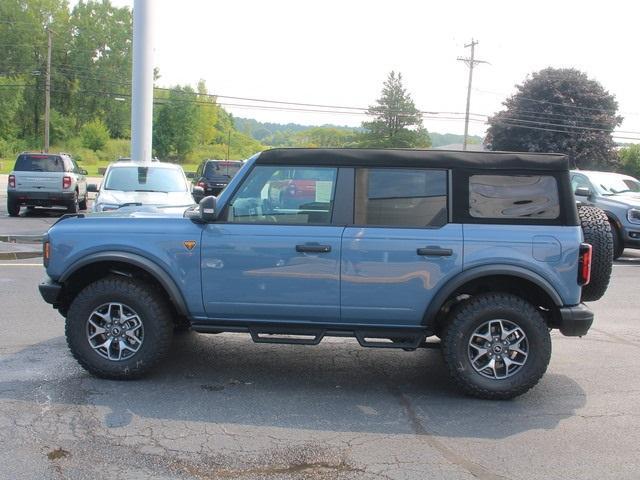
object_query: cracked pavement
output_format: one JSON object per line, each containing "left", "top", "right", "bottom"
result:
{"left": 1, "top": 250, "right": 640, "bottom": 478}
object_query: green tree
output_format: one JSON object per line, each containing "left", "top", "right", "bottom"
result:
{"left": 153, "top": 86, "right": 198, "bottom": 159}
{"left": 486, "top": 68, "right": 622, "bottom": 169}
{"left": 620, "top": 144, "right": 640, "bottom": 178}
{"left": 81, "top": 118, "right": 110, "bottom": 151}
{"left": 360, "top": 71, "right": 431, "bottom": 148}
{"left": 68, "top": 0, "right": 132, "bottom": 138}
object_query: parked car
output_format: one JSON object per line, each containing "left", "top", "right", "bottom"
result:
{"left": 571, "top": 170, "right": 640, "bottom": 258}
{"left": 39, "top": 148, "right": 609, "bottom": 400}
{"left": 7, "top": 152, "right": 88, "bottom": 216}
{"left": 90, "top": 161, "right": 200, "bottom": 212}
{"left": 192, "top": 159, "right": 243, "bottom": 201}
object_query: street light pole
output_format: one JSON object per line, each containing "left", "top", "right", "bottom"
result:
{"left": 43, "top": 27, "right": 52, "bottom": 153}
{"left": 131, "top": 0, "right": 155, "bottom": 163}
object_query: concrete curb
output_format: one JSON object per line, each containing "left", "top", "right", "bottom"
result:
{"left": 0, "top": 235, "right": 43, "bottom": 244}
{"left": 0, "top": 251, "right": 42, "bottom": 260}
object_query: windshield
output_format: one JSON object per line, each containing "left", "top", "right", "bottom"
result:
{"left": 588, "top": 173, "right": 640, "bottom": 195}
{"left": 104, "top": 166, "right": 188, "bottom": 192}
{"left": 204, "top": 162, "right": 242, "bottom": 178}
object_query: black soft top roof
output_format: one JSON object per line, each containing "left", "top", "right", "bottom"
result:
{"left": 256, "top": 148, "right": 568, "bottom": 171}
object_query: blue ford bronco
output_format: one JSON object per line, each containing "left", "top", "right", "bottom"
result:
{"left": 38, "top": 148, "right": 610, "bottom": 399}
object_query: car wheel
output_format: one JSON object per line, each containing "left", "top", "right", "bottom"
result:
{"left": 610, "top": 222, "right": 624, "bottom": 260}
{"left": 79, "top": 194, "right": 88, "bottom": 211}
{"left": 65, "top": 275, "right": 173, "bottom": 379}
{"left": 67, "top": 191, "right": 80, "bottom": 213}
{"left": 441, "top": 293, "right": 551, "bottom": 400}
{"left": 577, "top": 206, "right": 613, "bottom": 302}
{"left": 7, "top": 199, "right": 20, "bottom": 217}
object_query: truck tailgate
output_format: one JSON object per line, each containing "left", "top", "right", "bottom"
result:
{"left": 15, "top": 172, "right": 63, "bottom": 192}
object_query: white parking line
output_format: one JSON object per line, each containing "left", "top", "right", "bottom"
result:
{"left": 0, "top": 263, "right": 42, "bottom": 266}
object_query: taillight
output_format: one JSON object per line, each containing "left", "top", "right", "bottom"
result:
{"left": 62, "top": 176, "right": 71, "bottom": 189}
{"left": 578, "top": 243, "right": 592, "bottom": 286}
{"left": 43, "top": 241, "right": 50, "bottom": 267}
{"left": 8, "top": 175, "right": 15, "bottom": 188}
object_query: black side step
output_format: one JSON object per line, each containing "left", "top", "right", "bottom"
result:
{"left": 354, "top": 331, "right": 425, "bottom": 349}
{"left": 249, "top": 326, "right": 325, "bottom": 345}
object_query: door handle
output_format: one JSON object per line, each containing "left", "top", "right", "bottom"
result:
{"left": 296, "top": 244, "right": 332, "bottom": 253}
{"left": 417, "top": 247, "right": 453, "bottom": 257}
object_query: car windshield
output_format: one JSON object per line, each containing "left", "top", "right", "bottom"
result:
{"left": 14, "top": 154, "right": 64, "bottom": 172}
{"left": 104, "top": 166, "right": 187, "bottom": 192}
{"left": 588, "top": 173, "right": 640, "bottom": 195}
{"left": 204, "top": 162, "right": 242, "bottom": 178}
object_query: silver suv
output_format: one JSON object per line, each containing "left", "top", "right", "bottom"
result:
{"left": 7, "top": 152, "right": 88, "bottom": 216}
{"left": 571, "top": 170, "right": 640, "bottom": 258}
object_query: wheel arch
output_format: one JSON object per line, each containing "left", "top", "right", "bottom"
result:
{"left": 59, "top": 251, "right": 189, "bottom": 317}
{"left": 424, "top": 265, "right": 563, "bottom": 332}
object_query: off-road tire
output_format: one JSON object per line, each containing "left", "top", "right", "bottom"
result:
{"left": 79, "top": 194, "right": 88, "bottom": 211}
{"left": 578, "top": 206, "right": 613, "bottom": 301}
{"left": 610, "top": 221, "right": 624, "bottom": 260}
{"left": 67, "top": 191, "right": 79, "bottom": 213}
{"left": 65, "top": 275, "right": 173, "bottom": 379}
{"left": 7, "top": 199, "right": 20, "bottom": 217}
{"left": 441, "top": 293, "right": 551, "bottom": 400}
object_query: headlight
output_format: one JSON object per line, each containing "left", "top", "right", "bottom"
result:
{"left": 97, "top": 203, "right": 120, "bottom": 212}
{"left": 628, "top": 208, "right": 640, "bottom": 224}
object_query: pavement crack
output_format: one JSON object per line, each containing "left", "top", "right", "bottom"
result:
{"left": 389, "top": 386, "right": 512, "bottom": 480}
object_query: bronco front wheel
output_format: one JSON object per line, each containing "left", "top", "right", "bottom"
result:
{"left": 442, "top": 293, "right": 551, "bottom": 400}
{"left": 65, "top": 275, "right": 173, "bottom": 379}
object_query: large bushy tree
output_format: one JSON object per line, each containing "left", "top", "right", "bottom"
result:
{"left": 486, "top": 68, "right": 622, "bottom": 169}
{"left": 360, "top": 71, "right": 431, "bottom": 148}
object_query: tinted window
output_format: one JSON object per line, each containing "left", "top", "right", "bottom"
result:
{"left": 104, "top": 166, "right": 187, "bottom": 192}
{"left": 14, "top": 154, "right": 64, "bottom": 172}
{"left": 354, "top": 168, "right": 447, "bottom": 227}
{"left": 469, "top": 175, "right": 559, "bottom": 219}
{"left": 204, "top": 162, "right": 242, "bottom": 179}
{"left": 228, "top": 165, "right": 337, "bottom": 224}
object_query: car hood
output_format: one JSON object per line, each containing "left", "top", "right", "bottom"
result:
{"left": 95, "top": 190, "right": 195, "bottom": 209}
{"left": 599, "top": 193, "right": 640, "bottom": 208}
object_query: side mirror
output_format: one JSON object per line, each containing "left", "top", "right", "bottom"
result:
{"left": 186, "top": 172, "right": 196, "bottom": 179}
{"left": 199, "top": 196, "right": 217, "bottom": 222}
{"left": 80, "top": 169, "right": 88, "bottom": 175}
{"left": 192, "top": 186, "right": 204, "bottom": 203}
{"left": 87, "top": 183, "right": 99, "bottom": 193}
{"left": 574, "top": 186, "right": 591, "bottom": 197}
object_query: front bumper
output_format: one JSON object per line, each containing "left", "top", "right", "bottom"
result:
{"left": 557, "top": 303, "right": 593, "bottom": 336}
{"left": 39, "top": 277, "right": 62, "bottom": 306}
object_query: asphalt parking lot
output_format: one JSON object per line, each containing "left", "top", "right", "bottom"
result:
{"left": 1, "top": 179, "right": 640, "bottom": 479}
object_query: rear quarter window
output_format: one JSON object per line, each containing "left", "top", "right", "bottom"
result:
{"left": 14, "top": 155, "right": 64, "bottom": 172}
{"left": 469, "top": 175, "right": 559, "bottom": 219}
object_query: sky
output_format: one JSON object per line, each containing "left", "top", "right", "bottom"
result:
{"left": 109, "top": 0, "right": 640, "bottom": 141}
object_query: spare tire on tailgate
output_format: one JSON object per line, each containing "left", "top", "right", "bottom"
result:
{"left": 578, "top": 205, "right": 613, "bottom": 302}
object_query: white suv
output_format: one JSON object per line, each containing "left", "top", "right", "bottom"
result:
{"left": 7, "top": 152, "right": 88, "bottom": 217}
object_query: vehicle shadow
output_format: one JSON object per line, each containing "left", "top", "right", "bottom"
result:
{"left": 0, "top": 333, "right": 586, "bottom": 440}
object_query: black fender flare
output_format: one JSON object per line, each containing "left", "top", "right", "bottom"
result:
{"left": 423, "top": 264, "right": 563, "bottom": 329}
{"left": 59, "top": 251, "right": 189, "bottom": 316}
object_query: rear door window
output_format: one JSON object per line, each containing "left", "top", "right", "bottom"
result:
{"left": 14, "top": 155, "right": 64, "bottom": 172}
{"left": 469, "top": 175, "right": 559, "bottom": 219}
{"left": 354, "top": 168, "right": 448, "bottom": 227}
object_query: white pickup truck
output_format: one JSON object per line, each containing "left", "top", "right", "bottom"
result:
{"left": 7, "top": 152, "right": 88, "bottom": 216}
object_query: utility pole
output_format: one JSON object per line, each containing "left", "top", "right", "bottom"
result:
{"left": 457, "top": 39, "right": 488, "bottom": 151}
{"left": 43, "top": 26, "right": 52, "bottom": 152}
{"left": 226, "top": 130, "right": 231, "bottom": 160}
{"left": 131, "top": 0, "right": 155, "bottom": 163}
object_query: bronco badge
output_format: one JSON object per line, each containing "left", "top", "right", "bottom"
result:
{"left": 183, "top": 240, "right": 197, "bottom": 251}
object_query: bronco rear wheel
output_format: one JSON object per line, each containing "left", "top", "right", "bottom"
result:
{"left": 442, "top": 293, "right": 551, "bottom": 400}
{"left": 65, "top": 275, "right": 173, "bottom": 379}
{"left": 578, "top": 206, "right": 613, "bottom": 302}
